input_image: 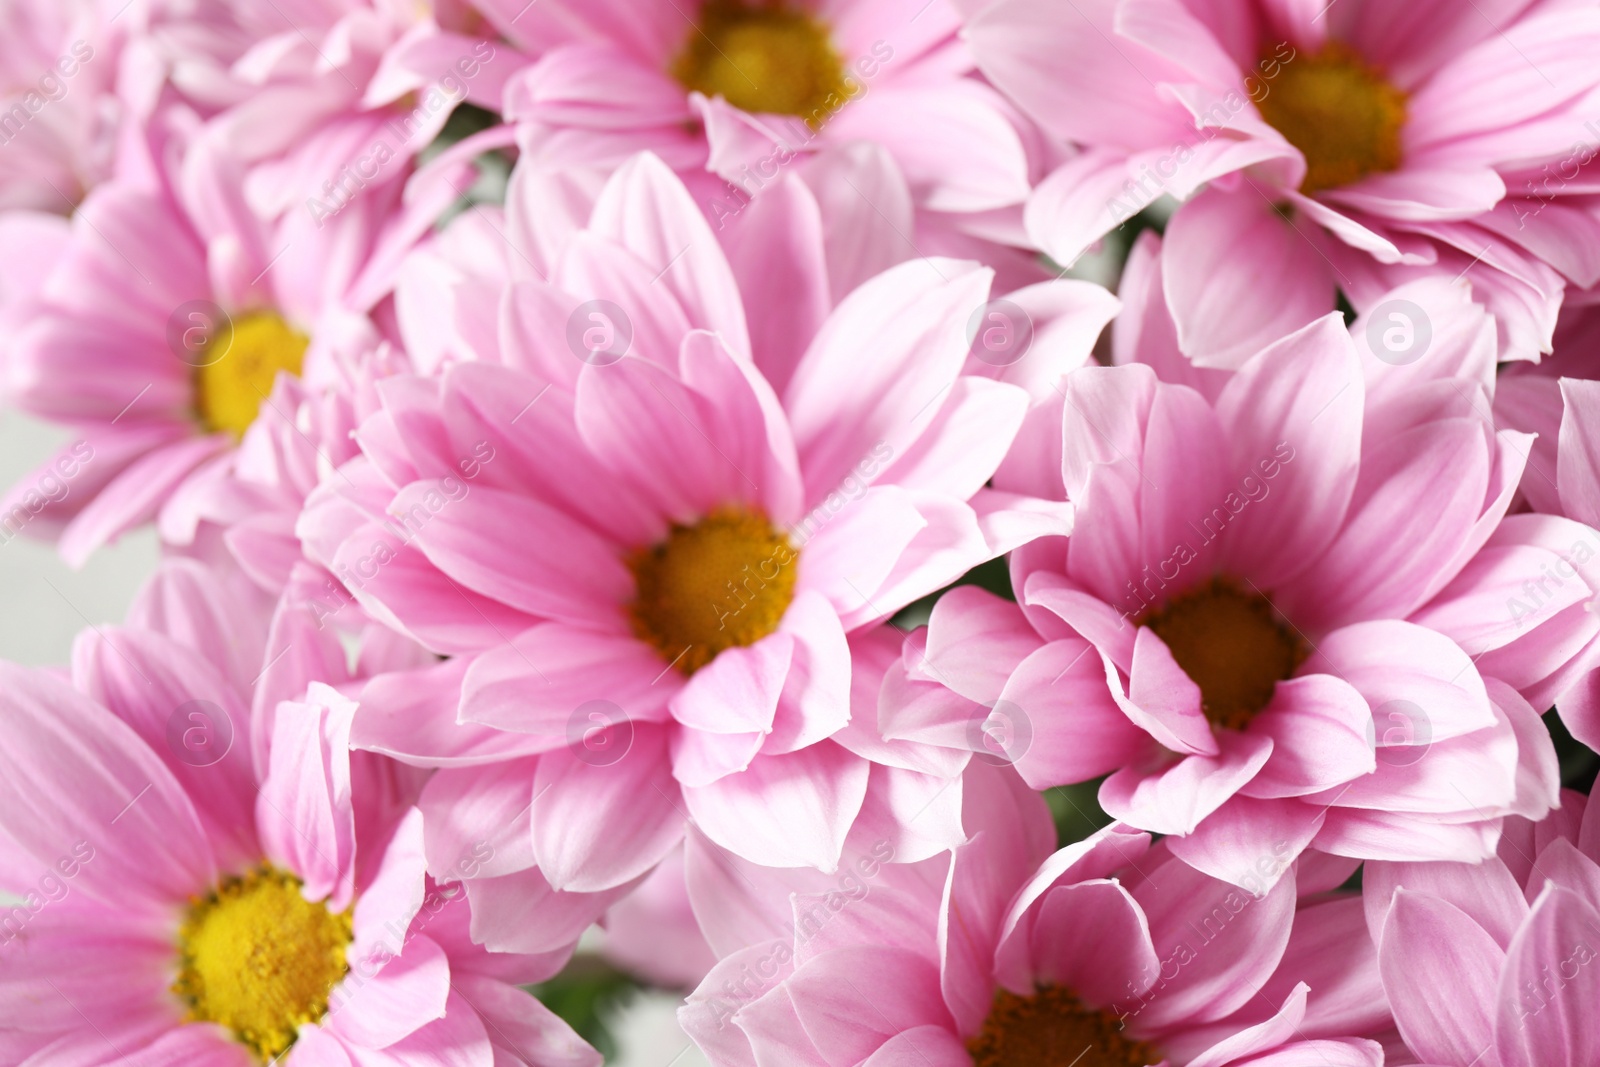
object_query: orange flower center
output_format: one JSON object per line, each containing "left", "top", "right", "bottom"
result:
{"left": 1255, "top": 42, "right": 1406, "bottom": 194}
{"left": 172, "top": 865, "right": 352, "bottom": 1061}
{"left": 194, "top": 312, "right": 308, "bottom": 441}
{"left": 671, "top": 1, "right": 850, "bottom": 125}
{"left": 968, "top": 986, "right": 1161, "bottom": 1067}
{"left": 626, "top": 505, "right": 798, "bottom": 675}
{"left": 1140, "top": 578, "right": 1306, "bottom": 731}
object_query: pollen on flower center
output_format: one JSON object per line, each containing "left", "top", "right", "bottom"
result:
{"left": 1140, "top": 577, "right": 1306, "bottom": 731}
{"left": 1254, "top": 42, "right": 1406, "bottom": 194}
{"left": 626, "top": 504, "right": 798, "bottom": 676}
{"left": 195, "top": 311, "right": 309, "bottom": 441}
{"left": 967, "top": 986, "right": 1161, "bottom": 1067}
{"left": 671, "top": 0, "right": 850, "bottom": 125}
{"left": 172, "top": 865, "right": 353, "bottom": 1061}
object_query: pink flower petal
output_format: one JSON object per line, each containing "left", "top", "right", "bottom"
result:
{"left": 1379, "top": 890, "right": 1504, "bottom": 1067}
{"left": 532, "top": 723, "right": 685, "bottom": 892}
{"left": 683, "top": 743, "right": 869, "bottom": 871}
{"left": 1495, "top": 885, "right": 1600, "bottom": 1067}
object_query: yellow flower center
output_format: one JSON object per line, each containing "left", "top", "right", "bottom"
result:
{"left": 626, "top": 505, "right": 798, "bottom": 676}
{"left": 195, "top": 312, "right": 309, "bottom": 441}
{"left": 1140, "top": 577, "right": 1306, "bottom": 732}
{"left": 968, "top": 987, "right": 1161, "bottom": 1067}
{"left": 172, "top": 866, "right": 353, "bottom": 1061}
{"left": 671, "top": 1, "right": 850, "bottom": 125}
{"left": 1255, "top": 42, "right": 1407, "bottom": 194}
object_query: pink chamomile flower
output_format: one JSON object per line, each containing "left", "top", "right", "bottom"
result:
{"left": 679, "top": 766, "right": 1389, "bottom": 1067}
{"left": 1365, "top": 788, "right": 1600, "bottom": 1067}
{"left": 887, "top": 308, "right": 1574, "bottom": 889}
{"left": 0, "top": 563, "right": 597, "bottom": 1066}
{"left": 966, "top": 0, "right": 1600, "bottom": 361}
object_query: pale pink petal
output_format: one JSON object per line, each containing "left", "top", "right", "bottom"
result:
{"left": 800, "top": 142, "right": 916, "bottom": 305}
{"left": 258, "top": 684, "right": 358, "bottom": 911}
{"left": 325, "top": 931, "right": 450, "bottom": 1049}
{"left": 353, "top": 658, "right": 552, "bottom": 768}
{"left": 1379, "top": 890, "right": 1504, "bottom": 1067}
{"left": 916, "top": 586, "right": 1041, "bottom": 705}
{"left": 1100, "top": 730, "right": 1273, "bottom": 836}
{"left": 682, "top": 743, "right": 869, "bottom": 870}
{"left": 58, "top": 435, "right": 230, "bottom": 567}
{"left": 1213, "top": 314, "right": 1362, "bottom": 590}
{"left": 721, "top": 174, "right": 830, "bottom": 396}
{"left": 1183, "top": 984, "right": 1310, "bottom": 1067}
{"left": 416, "top": 761, "right": 536, "bottom": 882}
{"left": 1125, "top": 626, "right": 1215, "bottom": 756}
{"left": 1134, "top": 381, "right": 1232, "bottom": 582}
{"left": 677, "top": 329, "right": 806, "bottom": 525}
{"left": 349, "top": 810, "right": 428, "bottom": 972}
{"left": 121, "top": 1027, "right": 255, "bottom": 1067}
{"left": 1163, "top": 188, "right": 1334, "bottom": 370}
{"left": 1304, "top": 620, "right": 1497, "bottom": 744}
{"left": 785, "top": 947, "right": 952, "bottom": 1065}
{"left": 764, "top": 591, "right": 854, "bottom": 754}
{"left": 588, "top": 153, "right": 750, "bottom": 356}
{"left": 937, "top": 764, "right": 1059, "bottom": 1023}
{"left": 1558, "top": 378, "right": 1600, "bottom": 528}
{"left": 458, "top": 625, "right": 674, "bottom": 741}
{"left": 532, "top": 723, "right": 685, "bottom": 892}
{"left": 1023, "top": 572, "right": 1137, "bottom": 674}
{"left": 784, "top": 258, "right": 993, "bottom": 502}
{"left": 573, "top": 352, "right": 779, "bottom": 522}
{"left": 678, "top": 948, "right": 769, "bottom": 1066}
{"left": 965, "top": 0, "right": 1189, "bottom": 148}
{"left": 1007, "top": 639, "right": 1150, "bottom": 789}
{"left": 1495, "top": 885, "right": 1600, "bottom": 1067}
{"left": 859, "top": 1025, "right": 971, "bottom": 1067}
{"left": 1166, "top": 796, "right": 1323, "bottom": 893}
{"left": 1239, "top": 675, "right": 1376, "bottom": 798}
{"left": 70, "top": 627, "right": 257, "bottom": 870}
{"left": 668, "top": 635, "right": 793, "bottom": 736}
{"left": 466, "top": 866, "right": 630, "bottom": 956}
{"left": 390, "top": 480, "right": 629, "bottom": 628}
{"left": 830, "top": 81, "right": 1030, "bottom": 213}
{"left": 1126, "top": 845, "right": 1296, "bottom": 1030}
{"left": 1028, "top": 880, "right": 1160, "bottom": 1008}
{"left": 1301, "top": 415, "right": 1491, "bottom": 627}
{"left": 252, "top": 566, "right": 354, "bottom": 778}
{"left": 847, "top": 764, "right": 965, "bottom": 865}
{"left": 873, "top": 378, "right": 1028, "bottom": 502}
{"left": 328, "top": 532, "right": 539, "bottom": 656}
{"left": 1364, "top": 858, "right": 1529, "bottom": 952}
{"left": 1251, "top": 896, "right": 1389, "bottom": 1041}
{"left": 451, "top": 973, "right": 600, "bottom": 1067}
{"left": 0, "top": 664, "right": 214, "bottom": 911}
{"left": 1315, "top": 807, "right": 1502, "bottom": 863}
